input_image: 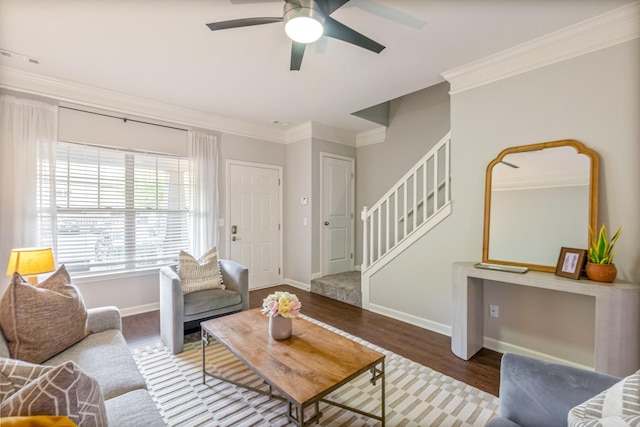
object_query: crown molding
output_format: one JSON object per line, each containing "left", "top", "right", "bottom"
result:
{"left": 356, "top": 126, "right": 387, "bottom": 147}
{"left": 310, "top": 121, "right": 357, "bottom": 146}
{"left": 286, "top": 121, "right": 313, "bottom": 144}
{"left": 0, "top": 65, "right": 288, "bottom": 143}
{"left": 286, "top": 121, "right": 357, "bottom": 146}
{"left": 442, "top": 2, "right": 640, "bottom": 94}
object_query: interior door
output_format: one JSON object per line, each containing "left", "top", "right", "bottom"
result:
{"left": 321, "top": 154, "right": 355, "bottom": 276}
{"left": 228, "top": 162, "right": 281, "bottom": 289}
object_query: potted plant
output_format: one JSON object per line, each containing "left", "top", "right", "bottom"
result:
{"left": 586, "top": 224, "right": 622, "bottom": 282}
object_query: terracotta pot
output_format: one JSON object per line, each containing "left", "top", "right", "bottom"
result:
{"left": 585, "top": 262, "right": 617, "bottom": 283}
{"left": 269, "top": 315, "right": 292, "bottom": 340}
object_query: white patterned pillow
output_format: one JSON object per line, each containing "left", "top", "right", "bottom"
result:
{"left": 0, "top": 359, "right": 107, "bottom": 427}
{"left": 569, "top": 370, "right": 640, "bottom": 427}
{"left": 571, "top": 416, "right": 640, "bottom": 427}
{"left": 177, "top": 247, "right": 225, "bottom": 294}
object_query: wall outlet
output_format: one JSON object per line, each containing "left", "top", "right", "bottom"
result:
{"left": 489, "top": 304, "right": 499, "bottom": 318}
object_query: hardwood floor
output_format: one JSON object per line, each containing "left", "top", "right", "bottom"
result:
{"left": 122, "top": 285, "right": 502, "bottom": 396}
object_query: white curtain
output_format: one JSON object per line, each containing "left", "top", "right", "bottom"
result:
{"left": 187, "top": 131, "right": 219, "bottom": 257}
{"left": 0, "top": 94, "right": 58, "bottom": 276}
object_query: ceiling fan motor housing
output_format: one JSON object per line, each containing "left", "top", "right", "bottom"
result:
{"left": 283, "top": 0, "right": 325, "bottom": 44}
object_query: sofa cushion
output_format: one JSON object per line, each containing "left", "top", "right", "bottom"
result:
{"left": 44, "top": 329, "right": 147, "bottom": 401}
{"left": 569, "top": 370, "right": 640, "bottom": 427}
{"left": 0, "top": 360, "right": 107, "bottom": 427}
{"left": 1, "top": 357, "right": 52, "bottom": 401}
{"left": 183, "top": 288, "right": 242, "bottom": 316}
{"left": 0, "top": 266, "right": 88, "bottom": 364}
{"left": 177, "top": 247, "right": 224, "bottom": 294}
{"left": 105, "top": 389, "right": 166, "bottom": 426}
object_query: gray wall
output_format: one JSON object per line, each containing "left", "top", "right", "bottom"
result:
{"left": 284, "top": 139, "right": 312, "bottom": 285}
{"left": 368, "top": 38, "right": 639, "bottom": 366}
{"left": 356, "top": 82, "right": 451, "bottom": 265}
{"left": 283, "top": 137, "right": 356, "bottom": 285}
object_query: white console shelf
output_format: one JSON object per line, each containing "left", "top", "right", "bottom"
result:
{"left": 452, "top": 262, "right": 640, "bottom": 377}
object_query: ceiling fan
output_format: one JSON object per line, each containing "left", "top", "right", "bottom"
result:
{"left": 206, "top": 0, "right": 385, "bottom": 70}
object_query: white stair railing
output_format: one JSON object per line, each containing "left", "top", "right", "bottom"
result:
{"left": 361, "top": 132, "right": 451, "bottom": 272}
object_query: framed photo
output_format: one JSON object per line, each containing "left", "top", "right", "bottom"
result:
{"left": 555, "top": 247, "right": 587, "bottom": 280}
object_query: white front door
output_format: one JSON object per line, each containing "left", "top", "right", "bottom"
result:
{"left": 321, "top": 153, "right": 355, "bottom": 276}
{"left": 227, "top": 161, "right": 282, "bottom": 289}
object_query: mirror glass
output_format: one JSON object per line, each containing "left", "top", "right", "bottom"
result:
{"left": 483, "top": 140, "right": 598, "bottom": 272}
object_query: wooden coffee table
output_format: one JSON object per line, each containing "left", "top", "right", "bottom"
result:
{"left": 201, "top": 308, "right": 385, "bottom": 426}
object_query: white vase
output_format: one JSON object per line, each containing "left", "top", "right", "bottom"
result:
{"left": 269, "top": 315, "right": 292, "bottom": 340}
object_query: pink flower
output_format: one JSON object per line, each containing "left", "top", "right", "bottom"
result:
{"left": 261, "top": 291, "right": 302, "bottom": 318}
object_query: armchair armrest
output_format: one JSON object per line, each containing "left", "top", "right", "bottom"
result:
{"left": 219, "top": 259, "right": 249, "bottom": 311}
{"left": 159, "top": 265, "right": 184, "bottom": 354}
{"left": 493, "top": 353, "right": 620, "bottom": 427}
{"left": 87, "top": 306, "right": 122, "bottom": 333}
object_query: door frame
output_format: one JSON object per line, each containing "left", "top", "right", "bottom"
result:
{"left": 225, "top": 159, "right": 283, "bottom": 285}
{"left": 319, "top": 152, "right": 356, "bottom": 277}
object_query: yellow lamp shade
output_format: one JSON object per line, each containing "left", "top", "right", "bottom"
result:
{"left": 6, "top": 247, "right": 56, "bottom": 277}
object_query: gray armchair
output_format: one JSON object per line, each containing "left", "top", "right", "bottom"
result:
{"left": 486, "top": 353, "right": 620, "bottom": 427}
{"left": 159, "top": 259, "right": 249, "bottom": 354}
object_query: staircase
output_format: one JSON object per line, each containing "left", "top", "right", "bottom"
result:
{"left": 310, "top": 271, "right": 362, "bottom": 307}
{"left": 360, "top": 132, "right": 452, "bottom": 309}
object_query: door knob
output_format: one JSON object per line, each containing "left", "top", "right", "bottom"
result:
{"left": 232, "top": 236, "right": 241, "bottom": 241}
{"left": 324, "top": 221, "right": 330, "bottom": 226}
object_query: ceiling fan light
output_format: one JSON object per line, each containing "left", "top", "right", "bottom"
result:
{"left": 283, "top": 2, "right": 325, "bottom": 44}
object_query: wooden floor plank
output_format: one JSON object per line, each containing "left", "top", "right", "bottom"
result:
{"left": 122, "top": 285, "right": 501, "bottom": 396}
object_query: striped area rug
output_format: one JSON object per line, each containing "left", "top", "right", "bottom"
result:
{"left": 132, "top": 316, "right": 498, "bottom": 426}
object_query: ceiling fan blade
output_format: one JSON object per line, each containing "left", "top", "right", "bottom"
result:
{"left": 316, "top": 0, "right": 350, "bottom": 15}
{"left": 322, "top": 16, "right": 385, "bottom": 53}
{"left": 206, "top": 17, "right": 282, "bottom": 31}
{"left": 290, "top": 41, "right": 306, "bottom": 71}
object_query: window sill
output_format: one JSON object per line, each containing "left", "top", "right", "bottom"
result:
{"left": 69, "top": 267, "right": 164, "bottom": 285}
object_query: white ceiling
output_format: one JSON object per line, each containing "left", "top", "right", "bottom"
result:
{"left": 0, "top": 0, "right": 635, "bottom": 135}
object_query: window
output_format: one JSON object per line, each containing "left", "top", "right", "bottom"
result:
{"left": 40, "top": 142, "right": 191, "bottom": 274}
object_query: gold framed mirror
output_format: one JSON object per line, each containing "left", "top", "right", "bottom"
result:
{"left": 482, "top": 140, "right": 599, "bottom": 272}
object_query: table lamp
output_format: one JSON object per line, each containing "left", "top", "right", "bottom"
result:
{"left": 6, "top": 247, "right": 56, "bottom": 285}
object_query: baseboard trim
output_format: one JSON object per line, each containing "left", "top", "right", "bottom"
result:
{"left": 283, "top": 278, "right": 311, "bottom": 292}
{"left": 311, "top": 272, "right": 322, "bottom": 280}
{"left": 120, "top": 302, "right": 159, "bottom": 317}
{"left": 249, "top": 283, "right": 281, "bottom": 291}
{"left": 483, "top": 337, "right": 594, "bottom": 371}
{"left": 369, "top": 303, "right": 452, "bottom": 337}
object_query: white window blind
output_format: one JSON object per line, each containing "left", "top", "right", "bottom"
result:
{"left": 42, "top": 142, "right": 191, "bottom": 274}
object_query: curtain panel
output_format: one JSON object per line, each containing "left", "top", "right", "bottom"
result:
{"left": 0, "top": 94, "right": 58, "bottom": 272}
{"left": 187, "top": 131, "right": 219, "bottom": 257}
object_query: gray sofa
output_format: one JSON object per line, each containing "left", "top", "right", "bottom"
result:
{"left": 486, "top": 353, "right": 621, "bottom": 427}
{"left": 159, "top": 259, "right": 249, "bottom": 354}
{"left": 0, "top": 306, "right": 165, "bottom": 426}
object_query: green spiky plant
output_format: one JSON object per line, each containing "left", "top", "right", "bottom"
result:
{"left": 588, "top": 224, "right": 622, "bottom": 264}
